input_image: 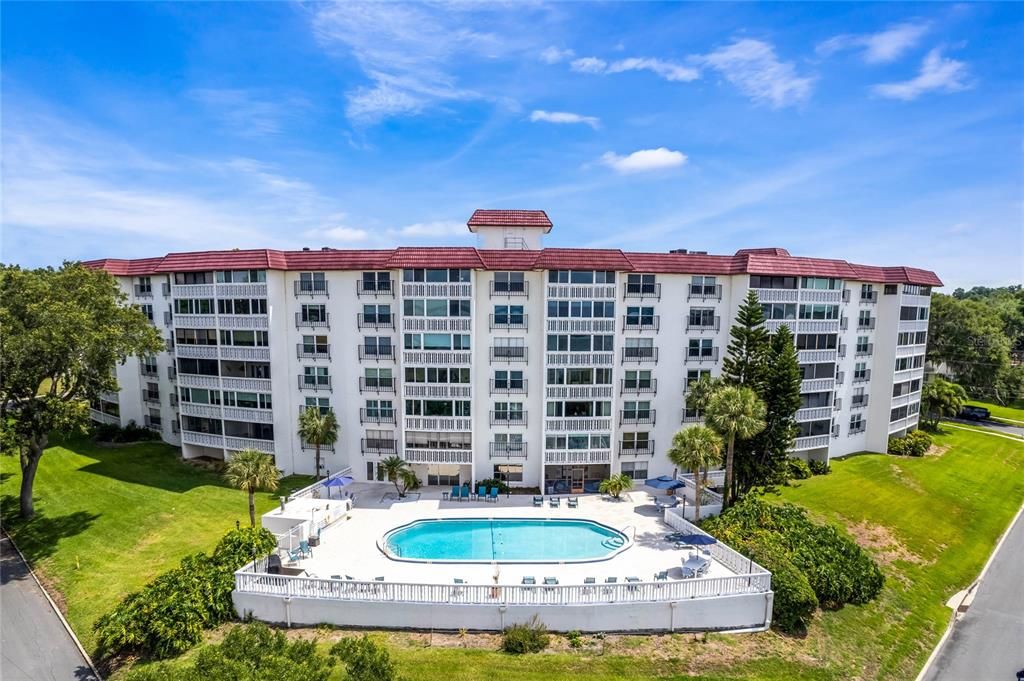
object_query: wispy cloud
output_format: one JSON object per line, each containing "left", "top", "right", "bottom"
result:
{"left": 539, "top": 46, "right": 574, "bottom": 64}
{"left": 696, "top": 39, "right": 813, "bottom": 108}
{"left": 529, "top": 109, "right": 600, "bottom": 129}
{"left": 394, "top": 221, "right": 467, "bottom": 238}
{"left": 571, "top": 56, "right": 698, "bottom": 82}
{"left": 817, "top": 22, "right": 930, "bottom": 64}
{"left": 599, "top": 148, "right": 688, "bottom": 174}
{"left": 873, "top": 48, "right": 970, "bottom": 100}
{"left": 189, "top": 88, "right": 306, "bottom": 137}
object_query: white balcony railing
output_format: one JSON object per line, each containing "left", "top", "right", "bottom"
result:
{"left": 175, "top": 344, "right": 218, "bottom": 359}
{"left": 546, "top": 352, "right": 614, "bottom": 366}
{"left": 751, "top": 288, "right": 798, "bottom": 303}
{"left": 543, "top": 449, "right": 612, "bottom": 464}
{"left": 799, "top": 289, "right": 843, "bottom": 303}
{"left": 401, "top": 282, "right": 472, "bottom": 298}
{"left": 219, "top": 314, "right": 269, "bottom": 330}
{"left": 546, "top": 319, "right": 616, "bottom": 333}
{"left": 180, "top": 402, "right": 223, "bottom": 419}
{"left": 403, "top": 351, "right": 472, "bottom": 365}
{"left": 220, "top": 346, "right": 271, "bottom": 361}
{"left": 178, "top": 373, "right": 220, "bottom": 389}
{"left": 795, "top": 407, "right": 833, "bottom": 422}
{"left": 171, "top": 284, "right": 215, "bottom": 298}
{"left": 546, "top": 385, "right": 614, "bottom": 400}
{"left": 800, "top": 378, "right": 834, "bottom": 392}
{"left": 223, "top": 406, "right": 274, "bottom": 423}
{"left": 181, "top": 430, "right": 224, "bottom": 448}
{"left": 403, "top": 449, "right": 473, "bottom": 464}
{"left": 798, "top": 349, "right": 837, "bottom": 363}
{"left": 791, "top": 434, "right": 830, "bottom": 451}
{"left": 546, "top": 284, "right": 616, "bottom": 299}
{"left": 218, "top": 282, "right": 267, "bottom": 297}
{"left": 225, "top": 436, "right": 274, "bottom": 453}
{"left": 544, "top": 417, "right": 612, "bottom": 432}
{"left": 403, "top": 417, "right": 472, "bottom": 431}
{"left": 223, "top": 377, "right": 272, "bottom": 392}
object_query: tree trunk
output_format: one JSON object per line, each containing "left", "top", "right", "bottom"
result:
{"left": 724, "top": 434, "right": 735, "bottom": 509}
{"left": 19, "top": 435, "right": 46, "bottom": 520}
{"left": 248, "top": 488, "right": 256, "bottom": 527}
{"left": 693, "top": 468, "right": 702, "bottom": 523}
{"left": 315, "top": 444, "right": 322, "bottom": 480}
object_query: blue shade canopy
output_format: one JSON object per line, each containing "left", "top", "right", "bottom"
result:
{"left": 645, "top": 475, "right": 685, "bottom": 490}
{"left": 672, "top": 534, "right": 717, "bottom": 545}
{"left": 323, "top": 476, "right": 354, "bottom": 488}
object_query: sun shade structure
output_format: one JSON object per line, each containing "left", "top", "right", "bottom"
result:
{"left": 645, "top": 475, "right": 685, "bottom": 490}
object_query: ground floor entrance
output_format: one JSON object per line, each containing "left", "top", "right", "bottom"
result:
{"left": 543, "top": 464, "right": 609, "bottom": 495}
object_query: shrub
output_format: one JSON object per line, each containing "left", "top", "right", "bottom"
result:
{"left": 565, "top": 630, "right": 583, "bottom": 648}
{"left": 807, "top": 460, "right": 831, "bottom": 476}
{"left": 94, "top": 527, "right": 277, "bottom": 660}
{"left": 702, "top": 498, "right": 883, "bottom": 628}
{"left": 330, "top": 635, "right": 400, "bottom": 681}
{"left": 123, "top": 622, "right": 336, "bottom": 681}
{"left": 92, "top": 420, "right": 160, "bottom": 443}
{"left": 476, "top": 478, "right": 510, "bottom": 494}
{"left": 738, "top": 533, "right": 818, "bottom": 633}
{"left": 786, "top": 458, "right": 812, "bottom": 480}
{"left": 501, "top": 616, "right": 550, "bottom": 654}
{"left": 888, "top": 430, "right": 932, "bottom": 457}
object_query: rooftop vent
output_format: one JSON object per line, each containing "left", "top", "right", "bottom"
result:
{"left": 321, "top": 247, "right": 330, "bottom": 251}
{"left": 301, "top": 247, "right": 311, "bottom": 251}
{"left": 669, "top": 248, "right": 688, "bottom": 254}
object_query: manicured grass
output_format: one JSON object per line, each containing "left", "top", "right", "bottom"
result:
{"left": 6, "top": 428, "right": 1023, "bottom": 681}
{"left": 966, "top": 399, "right": 1024, "bottom": 424}
{"left": 0, "top": 434, "right": 313, "bottom": 653}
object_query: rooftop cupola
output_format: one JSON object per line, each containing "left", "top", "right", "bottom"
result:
{"left": 467, "top": 209, "right": 552, "bottom": 250}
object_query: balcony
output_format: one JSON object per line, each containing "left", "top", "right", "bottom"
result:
{"left": 404, "top": 350, "right": 472, "bottom": 365}
{"left": 621, "top": 347, "right": 658, "bottom": 364}
{"left": 221, "top": 376, "right": 271, "bottom": 392}
{"left": 546, "top": 385, "right": 613, "bottom": 399}
{"left": 359, "top": 409, "right": 396, "bottom": 425}
{"left": 295, "top": 312, "right": 330, "bottom": 329}
{"left": 301, "top": 440, "right": 335, "bottom": 452}
{"left": 489, "top": 281, "right": 529, "bottom": 298}
{"left": 546, "top": 318, "right": 615, "bottom": 333}
{"left": 800, "top": 377, "right": 833, "bottom": 392}
{"left": 855, "top": 344, "right": 874, "bottom": 357}
{"left": 796, "top": 406, "right": 833, "bottom": 422}
{"left": 142, "top": 390, "right": 161, "bottom": 405}
{"left": 620, "top": 378, "right": 657, "bottom": 394}
{"left": 544, "top": 417, "right": 612, "bottom": 432}
{"left": 404, "top": 384, "right": 471, "bottom": 399}
{"left": 171, "top": 283, "right": 215, "bottom": 298}
{"left": 181, "top": 430, "right": 224, "bottom": 448}
{"left": 357, "top": 313, "right": 394, "bottom": 330}
{"left": 356, "top": 280, "right": 395, "bottom": 297}
{"left": 294, "top": 280, "right": 329, "bottom": 297}
{"left": 489, "top": 442, "right": 528, "bottom": 459}
{"left": 687, "top": 284, "right": 723, "bottom": 301}
{"left": 176, "top": 344, "right": 217, "bottom": 359}
{"left": 220, "top": 346, "right": 271, "bottom": 361}
{"left": 358, "top": 345, "right": 395, "bottom": 361}
{"left": 620, "top": 409, "right": 656, "bottom": 425}
{"left": 546, "top": 284, "right": 616, "bottom": 299}
{"left": 791, "top": 434, "right": 830, "bottom": 451}
{"left": 681, "top": 410, "right": 702, "bottom": 424}
{"left": 90, "top": 409, "right": 120, "bottom": 426}
{"left": 622, "top": 282, "right": 661, "bottom": 300}
{"left": 623, "top": 315, "right": 660, "bottom": 332}
{"left": 848, "top": 425, "right": 866, "bottom": 435}
{"left": 359, "top": 377, "right": 396, "bottom": 393}
{"left": 178, "top": 373, "right": 220, "bottom": 389}
{"left": 403, "top": 448, "right": 473, "bottom": 465}
{"left": 401, "top": 282, "right": 472, "bottom": 298}
{"left": 853, "top": 370, "right": 871, "bottom": 384}
{"left": 543, "top": 449, "right": 611, "bottom": 464}
{"left": 490, "top": 379, "right": 528, "bottom": 395}
{"left": 490, "top": 346, "right": 527, "bottom": 363}
{"left": 223, "top": 406, "right": 274, "bottom": 424}
{"left": 798, "top": 349, "right": 837, "bottom": 363}
{"left": 361, "top": 438, "right": 397, "bottom": 456}
{"left": 180, "top": 402, "right": 222, "bottom": 418}
{"left": 686, "top": 317, "right": 720, "bottom": 332}
{"left": 618, "top": 440, "right": 655, "bottom": 457}
{"left": 140, "top": 364, "right": 159, "bottom": 378}
{"left": 404, "top": 416, "right": 471, "bottom": 430}
{"left": 297, "top": 376, "right": 332, "bottom": 392}
{"left": 224, "top": 436, "right": 274, "bottom": 454}
{"left": 799, "top": 289, "right": 843, "bottom": 304}
{"left": 858, "top": 318, "right": 877, "bottom": 330}
{"left": 684, "top": 348, "right": 719, "bottom": 364}
{"left": 489, "top": 314, "right": 528, "bottom": 331}
{"left": 751, "top": 288, "right": 798, "bottom": 303}
{"left": 134, "top": 285, "right": 154, "bottom": 298}
{"left": 489, "top": 411, "right": 527, "bottom": 427}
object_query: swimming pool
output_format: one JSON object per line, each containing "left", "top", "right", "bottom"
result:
{"left": 381, "top": 518, "right": 630, "bottom": 563}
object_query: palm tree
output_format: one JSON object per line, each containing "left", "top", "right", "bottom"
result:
{"left": 297, "top": 407, "right": 339, "bottom": 480}
{"left": 666, "top": 426, "right": 723, "bottom": 522}
{"left": 598, "top": 473, "right": 634, "bottom": 500}
{"left": 379, "top": 455, "right": 414, "bottom": 498}
{"left": 703, "top": 385, "right": 766, "bottom": 508}
{"left": 224, "top": 448, "right": 280, "bottom": 527}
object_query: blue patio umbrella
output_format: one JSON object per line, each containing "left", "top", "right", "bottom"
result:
{"left": 644, "top": 475, "right": 685, "bottom": 491}
{"left": 670, "top": 533, "right": 717, "bottom": 546}
{"left": 322, "top": 475, "right": 354, "bottom": 498}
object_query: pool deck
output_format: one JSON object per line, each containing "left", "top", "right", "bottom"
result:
{"left": 282, "top": 484, "right": 735, "bottom": 586}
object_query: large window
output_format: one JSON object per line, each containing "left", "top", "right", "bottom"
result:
{"left": 798, "top": 304, "right": 840, "bottom": 320}
{"left": 216, "top": 269, "right": 266, "bottom": 283}
{"left": 749, "top": 275, "right": 797, "bottom": 289}
{"left": 403, "top": 269, "right": 470, "bottom": 282}
{"left": 800, "top": 277, "right": 841, "bottom": 290}
{"left": 493, "top": 272, "right": 525, "bottom": 292}
{"left": 548, "top": 270, "right": 615, "bottom": 284}
{"left": 361, "top": 272, "right": 392, "bottom": 291}
{"left": 174, "top": 298, "right": 214, "bottom": 314}
{"left": 761, "top": 303, "right": 797, "bottom": 320}
{"left": 796, "top": 333, "right": 838, "bottom": 350}
{"left": 546, "top": 300, "right": 615, "bottom": 318}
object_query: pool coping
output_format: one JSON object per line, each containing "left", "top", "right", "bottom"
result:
{"left": 376, "top": 516, "right": 635, "bottom": 565}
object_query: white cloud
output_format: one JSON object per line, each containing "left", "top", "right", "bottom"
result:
{"left": 540, "top": 46, "right": 574, "bottom": 64}
{"left": 696, "top": 39, "right": 813, "bottom": 108}
{"left": 873, "top": 48, "right": 970, "bottom": 100}
{"left": 606, "top": 57, "right": 699, "bottom": 82}
{"left": 599, "top": 148, "right": 688, "bottom": 174}
{"left": 317, "top": 226, "right": 370, "bottom": 242}
{"left": 395, "top": 221, "right": 467, "bottom": 238}
{"left": 570, "top": 56, "right": 608, "bottom": 74}
{"left": 529, "top": 110, "right": 600, "bottom": 129}
{"left": 189, "top": 88, "right": 307, "bottom": 137}
{"left": 817, "top": 22, "right": 930, "bottom": 64}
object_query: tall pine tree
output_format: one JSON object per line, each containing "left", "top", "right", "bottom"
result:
{"left": 738, "top": 324, "right": 803, "bottom": 491}
{"left": 720, "top": 290, "right": 770, "bottom": 500}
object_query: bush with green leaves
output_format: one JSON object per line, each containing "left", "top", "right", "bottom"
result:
{"left": 475, "top": 478, "right": 510, "bottom": 494}
{"left": 123, "top": 622, "right": 335, "bottom": 681}
{"left": 807, "top": 460, "right": 831, "bottom": 476}
{"left": 739, "top": 533, "right": 818, "bottom": 633}
{"left": 888, "top": 430, "right": 932, "bottom": 457}
{"left": 330, "top": 634, "right": 401, "bottom": 681}
{"left": 92, "top": 420, "right": 161, "bottom": 443}
{"left": 786, "top": 458, "right": 812, "bottom": 480}
{"left": 94, "top": 527, "right": 277, "bottom": 660}
{"left": 702, "top": 498, "right": 883, "bottom": 630}
{"left": 501, "top": 616, "right": 550, "bottom": 654}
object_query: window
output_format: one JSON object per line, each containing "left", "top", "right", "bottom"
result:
{"left": 139, "top": 304, "right": 154, "bottom": 322}
{"left": 493, "top": 305, "right": 524, "bottom": 325}
{"left": 690, "top": 275, "right": 718, "bottom": 295}
{"left": 798, "top": 304, "right": 840, "bottom": 320}
{"left": 685, "top": 369, "right": 711, "bottom": 390}
{"left": 361, "top": 272, "right": 392, "bottom": 291}
{"left": 547, "top": 270, "right": 615, "bottom": 284}
{"left": 801, "top": 391, "right": 831, "bottom": 408}
{"left": 626, "top": 274, "right": 656, "bottom": 294}
{"left": 797, "top": 419, "right": 832, "bottom": 437}
{"left": 493, "top": 272, "right": 525, "bottom": 292}
{"left": 136, "top": 276, "right": 152, "bottom": 294}
{"left": 301, "top": 335, "right": 329, "bottom": 354}
{"left": 223, "top": 391, "right": 272, "bottom": 409}
{"left": 761, "top": 303, "right": 797, "bottom": 320}
{"left": 363, "top": 336, "right": 392, "bottom": 355}
{"left": 795, "top": 333, "right": 838, "bottom": 350}
{"left": 304, "top": 397, "right": 330, "bottom": 414}
{"left": 800, "top": 277, "right": 841, "bottom": 290}
{"left": 364, "top": 368, "right": 393, "bottom": 388}
{"left": 856, "top": 336, "right": 870, "bottom": 353}
{"left": 625, "top": 306, "right": 655, "bottom": 326}
{"left": 403, "top": 269, "right": 470, "bottom": 282}
{"left": 854, "top": 362, "right": 868, "bottom": 380}
{"left": 298, "top": 272, "right": 326, "bottom": 292}
{"left": 687, "top": 338, "right": 714, "bottom": 358}
{"left": 622, "top": 432, "right": 650, "bottom": 448}
{"left": 215, "top": 269, "right": 266, "bottom": 283}
{"left": 363, "top": 304, "right": 391, "bottom": 323}
{"left": 849, "top": 414, "right": 865, "bottom": 433}
{"left": 493, "top": 464, "right": 523, "bottom": 483}
{"left": 860, "top": 284, "right": 874, "bottom": 300}
{"left": 366, "top": 399, "right": 395, "bottom": 418}
{"left": 493, "top": 370, "right": 524, "bottom": 390}
{"left": 623, "top": 370, "right": 653, "bottom": 390}
{"left": 749, "top": 275, "right": 797, "bottom": 289}
{"left": 177, "top": 328, "right": 218, "bottom": 345}
{"left": 300, "top": 304, "right": 327, "bottom": 322}
{"left": 181, "top": 388, "right": 221, "bottom": 405}
{"left": 622, "top": 401, "right": 651, "bottom": 419}
{"left": 174, "top": 298, "right": 214, "bottom": 314}
{"left": 175, "top": 271, "right": 213, "bottom": 285}
{"left": 493, "top": 402, "right": 524, "bottom": 422}
{"left": 621, "top": 460, "right": 648, "bottom": 480}
{"left": 858, "top": 310, "right": 873, "bottom": 328}
{"left": 884, "top": 284, "right": 898, "bottom": 295}
{"left": 302, "top": 366, "right": 330, "bottom": 386}
{"left": 219, "top": 329, "right": 268, "bottom": 347}
{"left": 800, "top": 362, "right": 835, "bottom": 380}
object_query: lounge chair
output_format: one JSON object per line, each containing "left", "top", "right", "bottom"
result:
{"left": 286, "top": 547, "right": 302, "bottom": 562}
{"left": 603, "top": 576, "right": 617, "bottom": 594}
{"left": 521, "top": 576, "right": 536, "bottom": 585}
{"left": 449, "top": 485, "right": 459, "bottom": 501}
{"left": 331, "top": 574, "right": 342, "bottom": 580}
{"left": 582, "top": 577, "right": 596, "bottom": 593}
{"left": 549, "top": 496, "right": 560, "bottom": 508}
{"left": 299, "top": 540, "right": 312, "bottom": 558}
{"left": 488, "top": 487, "right": 499, "bottom": 502}
{"left": 476, "top": 485, "right": 487, "bottom": 500}
{"left": 654, "top": 570, "right": 669, "bottom": 581}
{"left": 532, "top": 496, "right": 543, "bottom": 507}
{"left": 543, "top": 577, "right": 559, "bottom": 585}
{"left": 567, "top": 497, "right": 579, "bottom": 508}
{"left": 625, "top": 576, "right": 640, "bottom": 591}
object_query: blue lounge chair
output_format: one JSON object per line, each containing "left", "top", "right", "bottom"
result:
{"left": 299, "top": 540, "right": 312, "bottom": 558}
{"left": 461, "top": 485, "right": 470, "bottom": 501}
{"left": 450, "top": 485, "right": 459, "bottom": 501}
{"left": 488, "top": 487, "right": 499, "bottom": 502}
{"left": 522, "top": 576, "right": 536, "bottom": 585}
{"left": 477, "top": 485, "right": 487, "bottom": 500}
{"left": 532, "top": 496, "right": 543, "bottom": 507}
{"left": 543, "top": 577, "right": 559, "bottom": 585}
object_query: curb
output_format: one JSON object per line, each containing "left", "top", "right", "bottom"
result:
{"left": 2, "top": 531, "right": 104, "bottom": 680}
{"left": 914, "top": 501, "right": 1024, "bottom": 681}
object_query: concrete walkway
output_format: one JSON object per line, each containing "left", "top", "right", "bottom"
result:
{"left": 1, "top": 535, "right": 99, "bottom": 681}
{"left": 921, "top": 506, "right": 1024, "bottom": 681}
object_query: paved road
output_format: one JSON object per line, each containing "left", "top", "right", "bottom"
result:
{"left": 948, "top": 417, "right": 1024, "bottom": 438}
{"left": 922, "top": 507, "right": 1024, "bottom": 681}
{"left": 1, "top": 535, "right": 99, "bottom": 681}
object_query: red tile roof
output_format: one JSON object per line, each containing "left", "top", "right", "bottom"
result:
{"left": 467, "top": 209, "right": 552, "bottom": 231}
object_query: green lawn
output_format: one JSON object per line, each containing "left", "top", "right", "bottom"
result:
{"left": 0, "top": 434, "right": 313, "bottom": 653}
{"left": 966, "top": 399, "right": 1024, "bottom": 424}
{"left": 4, "top": 428, "right": 1023, "bottom": 681}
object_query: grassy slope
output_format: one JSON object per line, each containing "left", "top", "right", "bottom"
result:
{"left": 0, "top": 434, "right": 313, "bottom": 653}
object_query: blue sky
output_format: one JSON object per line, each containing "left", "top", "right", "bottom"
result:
{"left": 2, "top": 2, "right": 1021, "bottom": 288}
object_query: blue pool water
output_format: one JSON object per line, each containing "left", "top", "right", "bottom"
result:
{"left": 383, "top": 518, "right": 628, "bottom": 562}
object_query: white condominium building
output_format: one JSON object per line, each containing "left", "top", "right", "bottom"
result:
{"left": 85, "top": 209, "right": 939, "bottom": 491}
